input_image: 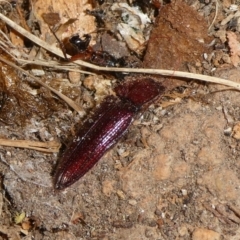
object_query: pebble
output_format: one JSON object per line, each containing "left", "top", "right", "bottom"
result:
{"left": 192, "top": 228, "right": 220, "bottom": 240}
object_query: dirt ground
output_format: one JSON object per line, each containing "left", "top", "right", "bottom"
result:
{"left": 1, "top": 0, "right": 240, "bottom": 239}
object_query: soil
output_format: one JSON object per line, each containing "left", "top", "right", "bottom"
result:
{"left": 1, "top": 0, "right": 240, "bottom": 239}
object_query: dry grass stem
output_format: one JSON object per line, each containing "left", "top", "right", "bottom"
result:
{"left": 0, "top": 139, "right": 61, "bottom": 152}
{"left": 0, "top": 13, "right": 240, "bottom": 90}
{"left": 208, "top": 0, "right": 219, "bottom": 31}
{"left": 16, "top": 58, "right": 96, "bottom": 75}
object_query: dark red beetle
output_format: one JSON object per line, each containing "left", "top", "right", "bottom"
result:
{"left": 55, "top": 78, "right": 165, "bottom": 190}
{"left": 54, "top": 29, "right": 165, "bottom": 190}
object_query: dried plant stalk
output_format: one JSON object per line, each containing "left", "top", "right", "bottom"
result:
{"left": 0, "top": 13, "right": 239, "bottom": 91}
{"left": 0, "top": 139, "right": 61, "bottom": 152}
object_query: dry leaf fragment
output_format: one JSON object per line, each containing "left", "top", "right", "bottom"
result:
{"left": 14, "top": 212, "right": 26, "bottom": 224}
{"left": 34, "top": 0, "right": 96, "bottom": 41}
{"left": 226, "top": 31, "right": 240, "bottom": 67}
{"left": 111, "top": 3, "right": 151, "bottom": 54}
{"left": 42, "top": 13, "right": 61, "bottom": 26}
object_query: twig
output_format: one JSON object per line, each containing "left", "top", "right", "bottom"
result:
{"left": 203, "top": 202, "right": 232, "bottom": 224}
{"left": 0, "top": 13, "right": 239, "bottom": 91}
{"left": 100, "top": 67, "right": 240, "bottom": 90}
{"left": 216, "top": 203, "right": 240, "bottom": 224}
{"left": 208, "top": 0, "right": 219, "bottom": 31}
{"left": 0, "top": 139, "right": 61, "bottom": 152}
{"left": 16, "top": 58, "right": 95, "bottom": 75}
{"left": 228, "top": 203, "right": 240, "bottom": 219}
{"left": 0, "top": 13, "right": 92, "bottom": 67}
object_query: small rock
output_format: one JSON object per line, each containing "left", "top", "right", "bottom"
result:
{"left": 178, "top": 225, "right": 188, "bottom": 237}
{"left": 192, "top": 228, "right": 221, "bottom": 240}
{"left": 224, "top": 127, "right": 232, "bottom": 136}
{"left": 116, "top": 190, "right": 126, "bottom": 200}
{"left": 102, "top": 180, "right": 115, "bottom": 197}
{"left": 152, "top": 154, "right": 172, "bottom": 181}
{"left": 181, "top": 189, "right": 188, "bottom": 196}
{"left": 128, "top": 199, "right": 137, "bottom": 206}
